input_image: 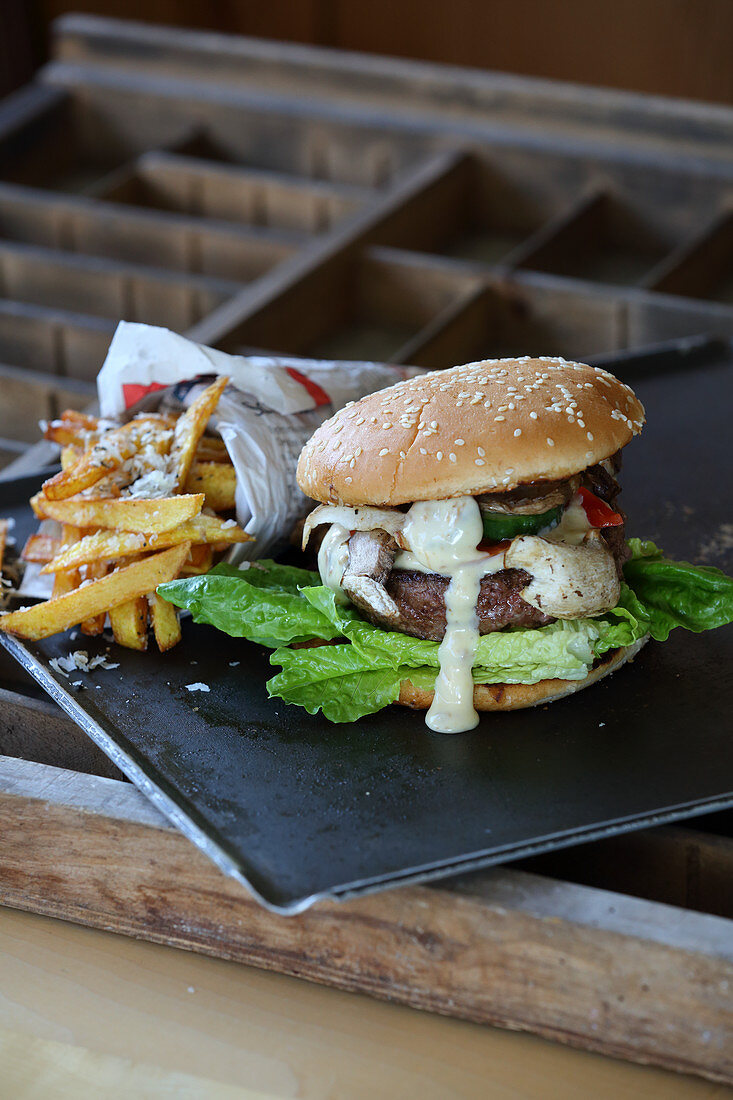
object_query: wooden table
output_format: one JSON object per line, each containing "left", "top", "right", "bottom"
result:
{"left": 0, "top": 906, "right": 724, "bottom": 1099}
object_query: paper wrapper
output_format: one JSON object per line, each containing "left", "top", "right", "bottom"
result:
{"left": 97, "top": 322, "right": 425, "bottom": 557}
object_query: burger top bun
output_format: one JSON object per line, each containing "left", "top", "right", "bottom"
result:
{"left": 296, "top": 357, "right": 645, "bottom": 507}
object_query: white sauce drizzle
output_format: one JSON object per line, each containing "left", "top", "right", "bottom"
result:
{"left": 402, "top": 498, "right": 487, "bottom": 734}
{"left": 544, "top": 495, "right": 592, "bottom": 546}
{"left": 317, "top": 523, "right": 351, "bottom": 604}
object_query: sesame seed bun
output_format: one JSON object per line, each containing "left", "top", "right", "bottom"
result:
{"left": 398, "top": 638, "right": 648, "bottom": 712}
{"left": 297, "top": 357, "right": 645, "bottom": 506}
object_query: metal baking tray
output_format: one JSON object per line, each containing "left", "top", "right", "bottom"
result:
{"left": 1, "top": 341, "right": 732, "bottom": 914}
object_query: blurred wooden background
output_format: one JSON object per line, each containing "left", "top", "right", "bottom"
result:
{"left": 3, "top": 0, "right": 733, "bottom": 105}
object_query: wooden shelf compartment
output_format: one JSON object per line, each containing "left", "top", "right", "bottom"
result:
{"left": 645, "top": 208, "right": 733, "bottom": 304}
{"left": 0, "top": 299, "right": 115, "bottom": 382}
{"left": 229, "top": 246, "right": 485, "bottom": 363}
{"left": 91, "top": 150, "right": 370, "bottom": 235}
{"left": 0, "top": 361, "right": 94, "bottom": 447}
{"left": 0, "top": 182, "right": 300, "bottom": 283}
{"left": 512, "top": 190, "right": 678, "bottom": 287}
{"left": 0, "top": 241, "right": 241, "bottom": 332}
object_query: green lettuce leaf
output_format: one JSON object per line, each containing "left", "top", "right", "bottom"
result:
{"left": 158, "top": 560, "right": 342, "bottom": 648}
{"left": 157, "top": 540, "right": 733, "bottom": 722}
{"left": 623, "top": 539, "right": 733, "bottom": 640}
{"left": 267, "top": 643, "right": 405, "bottom": 722}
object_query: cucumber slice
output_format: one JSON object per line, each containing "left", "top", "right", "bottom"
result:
{"left": 480, "top": 505, "right": 562, "bottom": 541}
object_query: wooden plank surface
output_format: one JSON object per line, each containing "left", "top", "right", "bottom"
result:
{"left": 0, "top": 755, "right": 730, "bottom": 1083}
{"left": 1, "top": 906, "right": 721, "bottom": 1100}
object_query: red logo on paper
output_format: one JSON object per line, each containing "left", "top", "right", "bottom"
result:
{"left": 122, "top": 381, "right": 168, "bottom": 410}
{"left": 285, "top": 367, "right": 331, "bottom": 408}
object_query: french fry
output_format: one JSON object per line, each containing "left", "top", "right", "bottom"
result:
{"left": 184, "top": 461, "right": 236, "bottom": 511}
{"left": 42, "top": 417, "right": 173, "bottom": 501}
{"left": 180, "top": 544, "right": 214, "bottom": 576}
{"left": 170, "top": 376, "right": 229, "bottom": 490}
{"left": 148, "top": 592, "right": 181, "bottom": 652}
{"left": 0, "top": 519, "right": 8, "bottom": 574}
{"left": 52, "top": 525, "right": 82, "bottom": 598}
{"left": 42, "top": 513, "right": 251, "bottom": 573}
{"left": 195, "top": 436, "right": 230, "bottom": 463}
{"left": 0, "top": 543, "right": 191, "bottom": 641}
{"left": 44, "top": 411, "right": 99, "bottom": 447}
{"left": 21, "top": 533, "right": 61, "bottom": 564}
{"left": 32, "top": 493, "right": 204, "bottom": 533}
{"left": 80, "top": 561, "right": 108, "bottom": 636}
{"left": 109, "top": 596, "right": 148, "bottom": 651}
{"left": 60, "top": 445, "right": 84, "bottom": 470}
{"left": 59, "top": 410, "right": 99, "bottom": 430}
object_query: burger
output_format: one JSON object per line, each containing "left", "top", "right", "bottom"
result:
{"left": 296, "top": 357, "right": 645, "bottom": 732}
{"left": 161, "top": 356, "right": 733, "bottom": 734}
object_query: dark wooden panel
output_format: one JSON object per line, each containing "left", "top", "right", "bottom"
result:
{"left": 39, "top": 0, "right": 733, "bottom": 105}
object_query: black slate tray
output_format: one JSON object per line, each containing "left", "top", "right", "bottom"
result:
{"left": 2, "top": 341, "right": 732, "bottom": 914}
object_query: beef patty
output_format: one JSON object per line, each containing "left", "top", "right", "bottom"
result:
{"left": 380, "top": 567, "right": 552, "bottom": 641}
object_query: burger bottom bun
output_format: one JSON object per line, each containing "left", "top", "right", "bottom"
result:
{"left": 398, "top": 637, "right": 649, "bottom": 713}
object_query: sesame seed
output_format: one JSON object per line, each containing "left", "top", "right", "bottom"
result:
{"left": 355, "top": 417, "right": 364, "bottom": 425}
{"left": 514, "top": 428, "right": 522, "bottom": 437}
{"left": 419, "top": 447, "right": 427, "bottom": 455}
{"left": 399, "top": 450, "right": 407, "bottom": 459}
{"left": 382, "top": 423, "right": 392, "bottom": 429}
{"left": 449, "top": 453, "right": 457, "bottom": 462}
{"left": 494, "top": 415, "right": 505, "bottom": 422}
{"left": 454, "top": 438, "right": 465, "bottom": 446}
{"left": 477, "top": 446, "right": 485, "bottom": 457}
{"left": 379, "top": 448, "right": 389, "bottom": 456}
{"left": 355, "top": 447, "right": 362, "bottom": 457}
{"left": 587, "top": 431, "right": 594, "bottom": 441}
{"left": 345, "top": 476, "right": 352, "bottom": 484}
{"left": 547, "top": 437, "right": 555, "bottom": 447}
{"left": 436, "top": 451, "right": 443, "bottom": 461}
{"left": 430, "top": 420, "right": 439, "bottom": 429}
{"left": 529, "top": 411, "right": 538, "bottom": 420}
{"left": 475, "top": 458, "right": 486, "bottom": 466}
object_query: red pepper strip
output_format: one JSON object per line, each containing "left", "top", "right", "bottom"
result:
{"left": 578, "top": 487, "right": 623, "bottom": 527}
{"left": 478, "top": 538, "right": 512, "bottom": 555}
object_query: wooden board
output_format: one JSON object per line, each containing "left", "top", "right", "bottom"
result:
{"left": 0, "top": 754, "right": 731, "bottom": 1084}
